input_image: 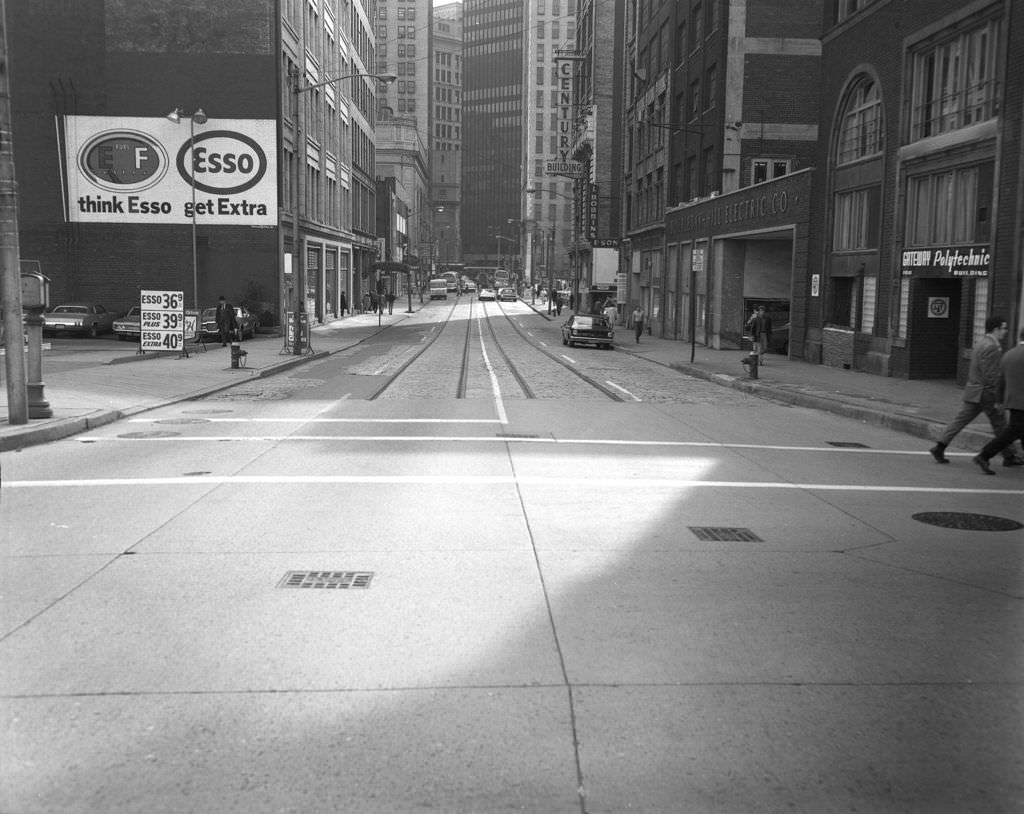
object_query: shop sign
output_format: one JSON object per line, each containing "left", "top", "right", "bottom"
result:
{"left": 63, "top": 115, "right": 277, "bottom": 226}
{"left": 900, "top": 245, "right": 990, "bottom": 278}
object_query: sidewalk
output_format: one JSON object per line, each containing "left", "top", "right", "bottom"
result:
{"left": 0, "top": 299, "right": 997, "bottom": 455}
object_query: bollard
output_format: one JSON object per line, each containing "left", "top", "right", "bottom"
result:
{"left": 740, "top": 351, "right": 759, "bottom": 379}
{"left": 230, "top": 341, "right": 247, "bottom": 369}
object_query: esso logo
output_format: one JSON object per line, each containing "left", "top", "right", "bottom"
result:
{"left": 79, "top": 131, "right": 168, "bottom": 192}
{"left": 176, "top": 130, "right": 267, "bottom": 195}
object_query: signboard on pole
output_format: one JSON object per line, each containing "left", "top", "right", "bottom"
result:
{"left": 139, "top": 290, "right": 184, "bottom": 353}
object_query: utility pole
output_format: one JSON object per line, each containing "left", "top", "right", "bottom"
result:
{"left": 0, "top": 0, "right": 28, "bottom": 424}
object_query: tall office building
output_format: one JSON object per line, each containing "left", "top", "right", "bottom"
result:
{"left": 462, "top": 0, "right": 524, "bottom": 267}
{"left": 522, "top": 0, "right": 579, "bottom": 291}
{"left": 432, "top": 2, "right": 463, "bottom": 267}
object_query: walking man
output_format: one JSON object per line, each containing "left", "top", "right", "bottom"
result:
{"left": 386, "top": 290, "right": 395, "bottom": 315}
{"left": 632, "top": 305, "right": 645, "bottom": 343}
{"left": 973, "top": 326, "right": 1024, "bottom": 474}
{"left": 930, "top": 315, "right": 1024, "bottom": 466}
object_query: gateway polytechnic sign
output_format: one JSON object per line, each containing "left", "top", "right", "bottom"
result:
{"left": 900, "top": 245, "right": 991, "bottom": 278}
{"left": 62, "top": 115, "right": 277, "bottom": 225}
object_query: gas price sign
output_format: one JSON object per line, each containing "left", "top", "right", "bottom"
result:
{"left": 140, "top": 290, "right": 185, "bottom": 352}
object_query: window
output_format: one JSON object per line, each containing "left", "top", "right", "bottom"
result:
{"left": 689, "top": 79, "right": 700, "bottom": 120}
{"left": 905, "top": 165, "right": 989, "bottom": 245}
{"left": 691, "top": 3, "right": 703, "bottom": 48}
{"left": 702, "top": 146, "right": 715, "bottom": 196}
{"left": 676, "top": 22, "right": 687, "bottom": 64}
{"left": 837, "top": 76, "right": 883, "bottom": 164}
{"left": 833, "top": 188, "right": 879, "bottom": 250}
{"left": 704, "top": 65, "right": 717, "bottom": 109}
{"left": 910, "top": 17, "right": 1001, "bottom": 141}
{"left": 752, "top": 159, "right": 790, "bottom": 184}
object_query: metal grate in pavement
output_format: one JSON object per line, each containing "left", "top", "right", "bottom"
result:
{"left": 827, "top": 441, "right": 869, "bottom": 448}
{"left": 278, "top": 571, "right": 374, "bottom": 589}
{"left": 688, "top": 527, "right": 763, "bottom": 542}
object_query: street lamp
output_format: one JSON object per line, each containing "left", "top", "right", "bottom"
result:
{"left": 166, "top": 107, "right": 208, "bottom": 310}
{"left": 526, "top": 185, "right": 577, "bottom": 315}
{"left": 290, "top": 69, "right": 397, "bottom": 356}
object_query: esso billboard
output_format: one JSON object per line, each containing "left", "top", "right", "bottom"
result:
{"left": 63, "top": 115, "right": 277, "bottom": 225}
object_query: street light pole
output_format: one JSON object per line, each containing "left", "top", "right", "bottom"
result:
{"left": 167, "top": 107, "right": 208, "bottom": 310}
{"left": 290, "top": 69, "right": 397, "bottom": 356}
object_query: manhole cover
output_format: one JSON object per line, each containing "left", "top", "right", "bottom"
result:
{"left": 828, "top": 441, "right": 869, "bottom": 448}
{"left": 278, "top": 571, "right": 374, "bottom": 589}
{"left": 117, "top": 431, "right": 182, "bottom": 439}
{"left": 912, "top": 512, "right": 1023, "bottom": 532}
{"left": 689, "top": 527, "right": 763, "bottom": 542}
{"left": 155, "top": 418, "right": 210, "bottom": 425}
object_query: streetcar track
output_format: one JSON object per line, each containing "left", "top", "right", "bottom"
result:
{"left": 367, "top": 298, "right": 461, "bottom": 400}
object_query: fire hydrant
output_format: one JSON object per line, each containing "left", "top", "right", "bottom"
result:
{"left": 741, "top": 351, "right": 759, "bottom": 379}
{"left": 230, "top": 341, "right": 247, "bottom": 369}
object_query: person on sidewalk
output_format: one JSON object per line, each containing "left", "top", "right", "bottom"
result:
{"left": 930, "top": 315, "right": 1024, "bottom": 467}
{"left": 339, "top": 292, "right": 348, "bottom": 317}
{"left": 386, "top": 291, "right": 396, "bottom": 315}
{"left": 215, "top": 296, "right": 237, "bottom": 347}
{"left": 747, "top": 305, "right": 773, "bottom": 365}
{"left": 632, "top": 305, "right": 645, "bottom": 343}
{"left": 603, "top": 299, "right": 617, "bottom": 328}
{"left": 973, "top": 325, "right": 1024, "bottom": 474}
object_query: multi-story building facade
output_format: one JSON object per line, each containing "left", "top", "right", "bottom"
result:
{"left": 282, "top": 0, "right": 383, "bottom": 323}
{"left": 808, "top": 0, "right": 1023, "bottom": 381}
{"left": 462, "top": 0, "right": 524, "bottom": 267}
{"left": 636, "top": 0, "right": 824, "bottom": 347}
{"left": 432, "top": 2, "right": 464, "bottom": 270}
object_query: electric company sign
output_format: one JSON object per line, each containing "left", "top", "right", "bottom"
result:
{"left": 62, "top": 115, "right": 277, "bottom": 225}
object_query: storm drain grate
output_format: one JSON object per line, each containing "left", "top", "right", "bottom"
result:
{"left": 278, "top": 571, "right": 374, "bottom": 589}
{"left": 827, "top": 441, "right": 869, "bottom": 448}
{"left": 689, "top": 527, "right": 763, "bottom": 542}
{"left": 912, "top": 512, "right": 1023, "bottom": 532}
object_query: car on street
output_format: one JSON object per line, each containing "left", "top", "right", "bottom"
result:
{"left": 498, "top": 288, "right": 517, "bottom": 302}
{"left": 112, "top": 305, "right": 142, "bottom": 341}
{"left": 200, "top": 305, "right": 260, "bottom": 341}
{"left": 561, "top": 313, "right": 614, "bottom": 349}
{"left": 42, "top": 303, "right": 117, "bottom": 337}
{"left": 478, "top": 288, "right": 496, "bottom": 301}
{"left": 463, "top": 280, "right": 477, "bottom": 292}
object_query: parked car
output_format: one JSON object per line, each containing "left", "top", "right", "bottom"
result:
{"left": 42, "top": 303, "right": 117, "bottom": 337}
{"left": 200, "top": 305, "right": 260, "bottom": 341}
{"left": 561, "top": 313, "right": 614, "bottom": 349}
{"left": 112, "top": 305, "right": 142, "bottom": 341}
{"left": 498, "top": 288, "right": 517, "bottom": 302}
{"left": 478, "top": 288, "right": 496, "bottom": 302}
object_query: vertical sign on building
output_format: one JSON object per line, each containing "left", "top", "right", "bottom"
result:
{"left": 546, "top": 55, "right": 583, "bottom": 177}
{"left": 140, "top": 290, "right": 185, "bottom": 352}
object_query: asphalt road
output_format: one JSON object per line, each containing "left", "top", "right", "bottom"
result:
{"left": 3, "top": 300, "right": 1021, "bottom": 813}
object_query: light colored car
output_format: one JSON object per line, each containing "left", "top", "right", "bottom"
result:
{"left": 201, "top": 305, "right": 259, "bottom": 341}
{"left": 478, "top": 288, "right": 496, "bottom": 301}
{"left": 498, "top": 288, "right": 517, "bottom": 302}
{"left": 561, "top": 313, "right": 614, "bottom": 349}
{"left": 113, "top": 305, "right": 142, "bottom": 341}
{"left": 42, "top": 303, "right": 117, "bottom": 337}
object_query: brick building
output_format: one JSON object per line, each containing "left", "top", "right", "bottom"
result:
{"left": 8, "top": 0, "right": 280, "bottom": 321}
{"left": 807, "top": 0, "right": 1023, "bottom": 380}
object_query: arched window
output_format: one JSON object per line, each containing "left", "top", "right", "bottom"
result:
{"left": 836, "top": 76, "right": 883, "bottom": 165}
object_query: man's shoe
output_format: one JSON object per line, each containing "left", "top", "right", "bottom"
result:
{"left": 929, "top": 445, "right": 949, "bottom": 464}
{"left": 973, "top": 455, "right": 996, "bottom": 475}
{"left": 1002, "top": 456, "right": 1024, "bottom": 468}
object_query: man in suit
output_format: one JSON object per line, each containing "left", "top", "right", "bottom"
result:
{"left": 973, "top": 326, "right": 1024, "bottom": 474}
{"left": 930, "top": 315, "right": 1024, "bottom": 466}
{"left": 215, "top": 296, "right": 237, "bottom": 346}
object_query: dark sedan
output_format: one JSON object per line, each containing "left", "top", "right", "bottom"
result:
{"left": 201, "top": 305, "right": 260, "bottom": 341}
{"left": 561, "top": 313, "right": 614, "bottom": 349}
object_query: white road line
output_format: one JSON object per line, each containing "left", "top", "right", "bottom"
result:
{"left": 75, "top": 434, "right": 985, "bottom": 457}
{"left": 129, "top": 417, "right": 502, "bottom": 424}
{"left": 5, "top": 475, "right": 1021, "bottom": 496}
{"left": 475, "top": 308, "right": 508, "bottom": 424}
{"left": 561, "top": 354, "right": 576, "bottom": 364}
{"left": 605, "top": 380, "right": 641, "bottom": 401}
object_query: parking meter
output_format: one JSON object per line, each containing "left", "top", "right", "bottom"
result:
{"left": 20, "top": 271, "right": 50, "bottom": 313}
